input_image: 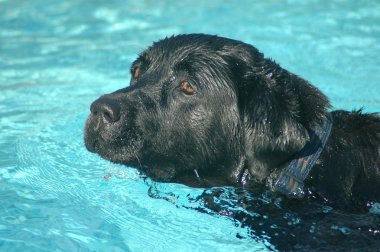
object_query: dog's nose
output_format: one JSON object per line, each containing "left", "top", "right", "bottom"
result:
{"left": 90, "top": 97, "right": 121, "bottom": 123}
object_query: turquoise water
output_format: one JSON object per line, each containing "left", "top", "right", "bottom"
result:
{"left": 1, "top": 0, "right": 379, "bottom": 251}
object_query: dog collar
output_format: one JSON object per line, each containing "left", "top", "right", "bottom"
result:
{"left": 274, "top": 113, "right": 333, "bottom": 198}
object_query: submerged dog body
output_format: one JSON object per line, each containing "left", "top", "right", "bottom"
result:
{"left": 85, "top": 34, "right": 380, "bottom": 208}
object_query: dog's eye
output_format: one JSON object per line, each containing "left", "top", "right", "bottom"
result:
{"left": 132, "top": 67, "right": 140, "bottom": 79}
{"left": 180, "top": 80, "right": 196, "bottom": 95}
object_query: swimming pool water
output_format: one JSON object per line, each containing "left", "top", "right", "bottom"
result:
{"left": 1, "top": 0, "right": 379, "bottom": 251}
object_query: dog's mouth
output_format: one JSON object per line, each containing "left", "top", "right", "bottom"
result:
{"left": 84, "top": 135, "right": 98, "bottom": 153}
{"left": 85, "top": 129, "right": 141, "bottom": 166}
{"left": 84, "top": 108, "right": 199, "bottom": 184}
{"left": 85, "top": 123, "right": 178, "bottom": 182}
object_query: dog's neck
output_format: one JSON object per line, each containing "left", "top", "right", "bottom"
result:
{"left": 238, "top": 58, "right": 331, "bottom": 186}
{"left": 274, "top": 113, "right": 333, "bottom": 197}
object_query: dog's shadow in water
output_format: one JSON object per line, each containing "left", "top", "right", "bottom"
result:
{"left": 148, "top": 183, "right": 380, "bottom": 252}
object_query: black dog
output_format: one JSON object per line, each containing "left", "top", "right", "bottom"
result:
{"left": 84, "top": 34, "right": 380, "bottom": 208}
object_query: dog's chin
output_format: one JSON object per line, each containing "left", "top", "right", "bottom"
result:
{"left": 142, "top": 166, "right": 177, "bottom": 182}
{"left": 84, "top": 129, "right": 177, "bottom": 182}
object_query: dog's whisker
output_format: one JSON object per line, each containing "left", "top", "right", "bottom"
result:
{"left": 134, "top": 153, "right": 143, "bottom": 170}
{"left": 194, "top": 169, "right": 201, "bottom": 180}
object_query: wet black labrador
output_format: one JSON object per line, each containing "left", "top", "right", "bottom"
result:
{"left": 84, "top": 34, "right": 380, "bottom": 208}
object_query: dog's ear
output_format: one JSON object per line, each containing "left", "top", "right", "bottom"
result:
{"left": 222, "top": 43, "right": 331, "bottom": 179}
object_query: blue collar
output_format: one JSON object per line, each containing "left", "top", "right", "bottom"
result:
{"left": 274, "top": 113, "right": 333, "bottom": 198}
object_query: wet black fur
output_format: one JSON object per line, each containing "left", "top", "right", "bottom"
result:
{"left": 84, "top": 34, "right": 380, "bottom": 208}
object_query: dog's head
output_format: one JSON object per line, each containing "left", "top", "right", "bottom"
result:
{"left": 84, "top": 34, "right": 329, "bottom": 186}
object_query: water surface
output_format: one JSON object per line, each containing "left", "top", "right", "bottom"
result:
{"left": 1, "top": 0, "right": 379, "bottom": 251}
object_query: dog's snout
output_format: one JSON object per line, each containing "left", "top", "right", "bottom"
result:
{"left": 90, "top": 97, "right": 121, "bottom": 123}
